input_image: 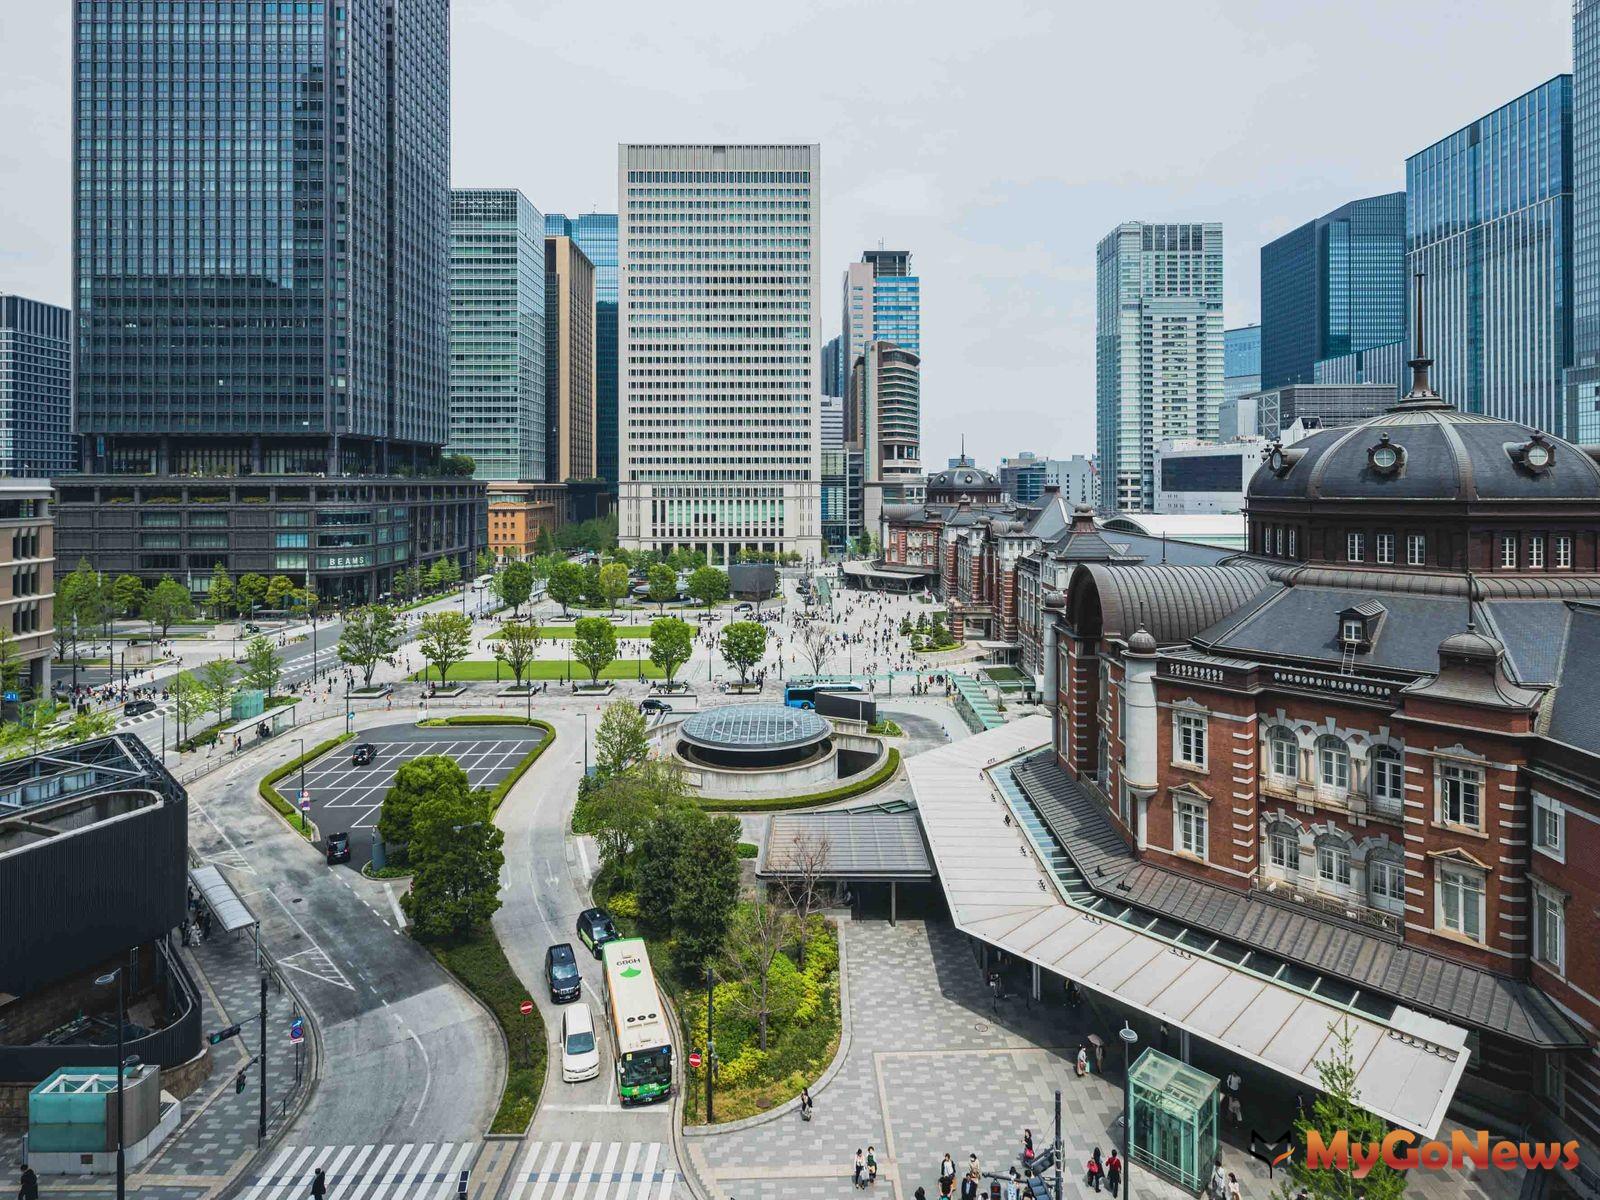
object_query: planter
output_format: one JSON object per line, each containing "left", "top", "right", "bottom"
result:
{"left": 348, "top": 684, "right": 392, "bottom": 698}
{"left": 497, "top": 683, "right": 550, "bottom": 697}
{"left": 424, "top": 685, "right": 467, "bottom": 698}
{"left": 572, "top": 683, "right": 615, "bottom": 697}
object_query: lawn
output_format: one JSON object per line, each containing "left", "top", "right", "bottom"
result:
{"left": 532, "top": 625, "right": 652, "bottom": 639}
{"left": 413, "top": 659, "right": 665, "bottom": 682}
{"left": 427, "top": 927, "right": 546, "bottom": 1134}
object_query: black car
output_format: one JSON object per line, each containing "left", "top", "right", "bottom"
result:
{"left": 243, "top": 621, "right": 262, "bottom": 633}
{"left": 639, "top": 698, "right": 671, "bottom": 715}
{"left": 575, "top": 907, "right": 620, "bottom": 958}
{"left": 545, "top": 942, "right": 581, "bottom": 1002}
{"left": 351, "top": 742, "right": 377, "bottom": 766}
{"left": 325, "top": 831, "right": 351, "bottom": 865}
{"left": 124, "top": 699, "right": 157, "bottom": 716}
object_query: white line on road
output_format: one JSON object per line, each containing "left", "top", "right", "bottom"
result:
{"left": 590, "top": 1143, "right": 621, "bottom": 1200}
{"left": 401, "top": 1019, "right": 433, "bottom": 1127}
{"left": 439, "top": 1142, "right": 476, "bottom": 1200}
{"left": 631, "top": 1145, "right": 660, "bottom": 1200}
{"left": 505, "top": 1141, "right": 541, "bottom": 1200}
{"left": 384, "top": 881, "right": 408, "bottom": 928}
{"left": 525, "top": 1142, "right": 562, "bottom": 1200}
{"left": 569, "top": 1143, "right": 602, "bottom": 1200}
{"left": 241, "top": 1144, "right": 300, "bottom": 1200}
{"left": 614, "top": 1146, "right": 640, "bottom": 1200}
{"left": 341, "top": 1143, "right": 399, "bottom": 1200}
{"left": 546, "top": 1142, "right": 584, "bottom": 1200}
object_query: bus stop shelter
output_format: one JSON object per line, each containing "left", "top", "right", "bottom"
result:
{"left": 187, "top": 864, "right": 260, "bottom": 960}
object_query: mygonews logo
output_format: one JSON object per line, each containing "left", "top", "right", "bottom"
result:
{"left": 1285, "top": 1130, "right": 1579, "bottom": 1178}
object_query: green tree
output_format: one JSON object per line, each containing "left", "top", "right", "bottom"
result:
{"left": 534, "top": 525, "right": 558, "bottom": 555}
{"left": 594, "top": 700, "right": 650, "bottom": 779}
{"left": 196, "top": 658, "right": 236, "bottom": 733}
{"left": 0, "top": 629, "right": 22, "bottom": 700}
{"left": 240, "top": 635, "right": 283, "bottom": 697}
{"left": 671, "top": 810, "right": 743, "bottom": 969}
{"left": 719, "top": 620, "right": 768, "bottom": 687}
{"left": 169, "top": 669, "right": 205, "bottom": 745}
{"left": 687, "top": 565, "right": 729, "bottom": 609}
{"left": 417, "top": 610, "right": 473, "bottom": 684}
{"left": 427, "top": 556, "right": 462, "bottom": 592}
{"left": 598, "top": 562, "right": 630, "bottom": 615}
{"left": 647, "top": 616, "right": 693, "bottom": 688}
{"left": 265, "top": 574, "right": 297, "bottom": 611}
{"left": 438, "top": 452, "right": 476, "bottom": 478}
{"left": 57, "top": 559, "right": 110, "bottom": 653}
{"left": 62, "top": 706, "right": 117, "bottom": 747}
{"left": 476, "top": 548, "right": 497, "bottom": 578}
{"left": 546, "top": 560, "right": 586, "bottom": 617}
{"left": 646, "top": 563, "right": 678, "bottom": 613}
{"left": 337, "top": 604, "right": 403, "bottom": 688}
{"left": 635, "top": 803, "right": 695, "bottom": 930}
{"left": 720, "top": 899, "right": 795, "bottom": 1051}
{"left": 591, "top": 759, "right": 690, "bottom": 887}
{"left": 486, "top": 620, "right": 540, "bottom": 688}
{"left": 572, "top": 616, "right": 617, "bottom": 683}
{"left": 236, "top": 572, "right": 269, "bottom": 618}
{"left": 392, "top": 565, "right": 419, "bottom": 601}
{"left": 112, "top": 574, "right": 146, "bottom": 619}
{"left": 378, "top": 754, "right": 471, "bottom": 864}
{"left": 208, "top": 564, "right": 235, "bottom": 621}
{"left": 16, "top": 699, "right": 66, "bottom": 756}
{"left": 494, "top": 559, "right": 535, "bottom": 616}
{"left": 1280, "top": 1018, "right": 1407, "bottom": 1200}
{"left": 142, "top": 576, "right": 196, "bottom": 637}
{"left": 405, "top": 785, "right": 506, "bottom": 941}
{"left": 581, "top": 561, "right": 604, "bottom": 607}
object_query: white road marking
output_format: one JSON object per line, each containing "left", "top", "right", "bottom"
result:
{"left": 589, "top": 1144, "right": 622, "bottom": 1200}
{"left": 341, "top": 1143, "right": 399, "bottom": 1200}
{"left": 568, "top": 1143, "right": 602, "bottom": 1200}
{"left": 241, "top": 1144, "right": 299, "bottom": 1200}
{"left": 384, "top": 881, "right": 408, "bottom": 928}
{"left": 546, "top": 1142, "right": 584, "bottom": 1200}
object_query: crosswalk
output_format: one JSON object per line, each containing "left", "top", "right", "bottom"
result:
{"left": 242, "top": 1141, "right": 478, "bottom": 1200}
{"left": 505, "top": 1141, "right": 678, "bottom": 1200}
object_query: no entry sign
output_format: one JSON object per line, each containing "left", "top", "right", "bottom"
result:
{"left": 519, "top": 1000, "right": 534, "bottom": 1016}
{"left": 687, "top": 1051, "right": 703, "bottom": 1069}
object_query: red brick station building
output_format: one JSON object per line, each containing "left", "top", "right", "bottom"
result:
{"left": 889, "top": 354, "right": 1600, "bottom": 1177}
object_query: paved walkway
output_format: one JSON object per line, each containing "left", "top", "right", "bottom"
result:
{"left": 683, "top": 920, "right": 1513, "bottom": 1200}
{"left": 3, "top": 931, "right": 307, "bottom": 1200}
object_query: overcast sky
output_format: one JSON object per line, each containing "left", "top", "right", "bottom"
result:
{"left": 1, "top": 0, "right": 1573, "bottom": 466}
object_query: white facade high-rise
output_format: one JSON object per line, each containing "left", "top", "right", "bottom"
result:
{"left": 617, "top": 144, "right": 822, "bottom": 561}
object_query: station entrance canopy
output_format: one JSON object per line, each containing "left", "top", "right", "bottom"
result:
{"left": 906, "top": 717, "right": 1470, "bottom": 1137}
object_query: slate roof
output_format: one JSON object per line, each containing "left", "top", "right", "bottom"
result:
{"left": 757, "top": 809, "right": 934, "bottom": 880}
{"left": 1010, "top": 752, "right": 1587, "bottom": 1049}
{"left": 1540, "top": 603, "right": 1600, "bottom": 749}
{"left": 1079, "top": 562, "right": 1272, "bottom": 643}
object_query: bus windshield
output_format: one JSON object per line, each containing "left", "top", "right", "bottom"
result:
{"left": 620, "top": 1046, "right": 672, "bottom": 1089}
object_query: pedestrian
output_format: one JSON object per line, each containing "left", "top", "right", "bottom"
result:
{"left": 1227, "top": 1093, "right": 1242, "bottom": 1126}
{"left": 1003, "top": 1168, "right": 1022, "bottom": 1200}
{"left": 853, "top": 1149, "right": 865, "bottom": 1190}
{"left": 938, "top": 1154, "right": 956, "bottom": 1199}
{"left": 1226, "top": 1172, "right": 1242, "bottom": 1200}
{"left": 1208, "top": 1156, "right": 1228, "bottom": 1200}
{"left": 1085, "top": 1147, "right": 1104, "bottom": 1192}
{"left": 914, "top": 1191, "right": 927, "bottom": 1200}
{"left": 1022, "top": 1129, "right": 1034, "bottom": 1168}
{"left": 867, "top": 1146, "right": 878, "bottom": 1186}
{"left": 963, "top": 1154, "right": 981, "bottom": 1200}
{"left": 1105, "top": 1151, "right": 1122, "bottom": 1199}
{"left": 1076, "top": 1045, "right": 1089, "bottom": 1077}
{"left": 1094, "top": 1040, "right": 1104, "bottom": 1074}
{"left": 799, "top": 1086, "right": 813, "bottom": 1121}
{"left": 19, "top": 1163, "right": 39, "bottom": 1200}
{"left": 311, "top": 1167, "right": 327, "bottom": 1200}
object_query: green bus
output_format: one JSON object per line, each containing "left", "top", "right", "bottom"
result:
{"left": 600, "top": 938, "right": 673, "bottom": 1104}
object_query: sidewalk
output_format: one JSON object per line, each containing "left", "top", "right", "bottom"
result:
{"left": 2, "top": 933, "right": 310, "bottom": 1200}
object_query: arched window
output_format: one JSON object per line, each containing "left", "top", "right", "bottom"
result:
{"left": 1267, "top": 821, "right": 1300, "bottom": 874}
{"left": 1267, "top": 727, "right": 1298, "bottom": 782}
{"left": 1316, "top": 834, "right": 1352, "bottom": 889}
{"left": 1370, "top": 747, "right": 1404, "bottom": 815}
{"left": 1368, "top": 847, "right": 1406, "bottom": 912}
{"left": 1317, "top": 736, "right": 1350, "bottom": 793}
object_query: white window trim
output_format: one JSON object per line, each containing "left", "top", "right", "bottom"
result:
{"left": 1341, "top": 618, "right": 1364, "bottom": 645}
{"left": 1436, "top": 862, "right": 1486, "bottom": 943}
{"left": 1317, "top": 737, "right": 1350, "bottom": 795}
{"left": 1346, "top": 532, "right": 1363, "bottom": 563}
{"left": 1268, "top": 730, "right": 1298, "bottom": 782}
{"left": 1437, "top": 761, "right": 1484, "bottom": 832}
{"left": 1174, "top": 796, "right": 1208, "bottom": 860}
{"left": 1532, "top": 879, "right": 1566, "bottom": 976}
{"left": 1267, "top": 826, "right": 1299, "bottom": 873}
{"left": 1173, "top": 710, "right": 1208, "bottom": 770}
{"left": 1533, "top": 793, "right": 1565, "bottom": 863}
{"left": 1500, "top": 534, "right": 1518, "bottom": 569}
{"left": 1376, "top": 533, "right": 1394, "bottom": 564}
{"left": 1368, "top": 856, "right": 1406, "bottom": 912}
{"left": 1406, "top": 533, "right": 1426, "bottom": 566}
{"left": 1371, "top": 750, "right": 1404, "bottom": 813}
{"left": 1317, "top": 840, "right": 1352, "bottom": 889}
{"left": 1530, "top": 536, "right": 1545, "bottom": 570}
{"left": 1556, "top": 535, "right": 1573, "bottom": 569}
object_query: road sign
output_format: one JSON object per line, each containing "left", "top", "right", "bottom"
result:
{"left": 299, "top": 791, "right": 311, "bottom": 811}
{"left": 288, "top": 1017, "right": 305, "bottom": 1045}
{"left": 519, "top": 1000, "right": 534, "bottom": 1016}
{"left": 208, "top": 1023, "right": 242, "bottom": 1046}
{"left": 2, "top": 691, "right": 17, "bottom": 703}
{"left": 688, "top": 1051, "right": 703, "bottom": 1069}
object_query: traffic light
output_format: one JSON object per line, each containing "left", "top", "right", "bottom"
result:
{"left": 235, "top": 1070, "right": 248, "bottom": 1095}
{"left": 208, "top": 1023, "right": 242, "bottom": 1046}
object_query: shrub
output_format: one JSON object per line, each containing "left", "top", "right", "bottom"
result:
{"left": 607, "top": 891, "right": 640, "bottom": 920}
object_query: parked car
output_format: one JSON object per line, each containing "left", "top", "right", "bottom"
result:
{"left": 351, "top": 742, "right": 377, "bottom": 766}
{"left": 639, "top": 698, "right": 671, "bottom": 715}
{"left": 575, "top": 907, "right": 620, "bottom": 958}
{"left": 560, "top": 1002, "right": 600, "bottom": 1083}
{"left": 545, "top": 942, "right": 582, "bottom": 1003}
{"left": 242, "top": 621, "right": 262, "bottom": 634}
{"left": 325, "top": 831, "right": 351, "bottom": 865}
{"left": 124, "top": 699, "right": 157, "bottom": 716}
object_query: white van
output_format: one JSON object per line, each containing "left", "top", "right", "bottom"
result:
{"left": 561, "top": 1002, "right": 600, "bottom": 1083}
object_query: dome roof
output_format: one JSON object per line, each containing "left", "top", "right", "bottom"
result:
{"left": 1249, "top": 402, "right": 1600, "bottom": 504}
{"left": 678, "top": 704, "right": 830, "bottom": 754}
{"left": 927, "top": 466, "right": 1000, "bottom": 493}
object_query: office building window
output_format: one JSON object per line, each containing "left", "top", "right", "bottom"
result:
{"left": 1530, "top": 536, "right": 1545, "bottom": 569}
{"left": 1500, "top": 534, "right": 1518, "bottom": 568}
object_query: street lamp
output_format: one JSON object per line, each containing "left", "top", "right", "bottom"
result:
{"left": 294, "top": 737, "right": 307, "bottom": 829}
{"left": 1119, "top": 1023, "right": 1139, "bottom": 1200}
{"left": 581, "top": 710, "right": 589, "bottom": 778}
{"left": 95, "top": 969, "right": 127, "bottom": 1200}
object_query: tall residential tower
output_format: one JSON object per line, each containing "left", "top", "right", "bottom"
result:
{"left": 1095, "top": 222, "right": 1224, "bottom": 513}
{"left": 617, "top": 144, "right": 822, "bottom": 561}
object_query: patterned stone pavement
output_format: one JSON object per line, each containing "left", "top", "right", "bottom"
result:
{"left": 3, "top": 930, "right": 308, "bottom": 1200}
{"left": 684, "top": 919, "right": 1516, "bottom": 1200}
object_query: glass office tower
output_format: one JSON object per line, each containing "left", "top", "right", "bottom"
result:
{"left": 1569, "top": 2, "right": 1600, "bottom": 439}
{"left": 450, "top": 190, "right": 546, "bottom": 482}
{"left": 1259, "top": 193, "right": 1406, "bottom": 390}
{"left": 1408, "top": 76, "right": 1573, "bottom": 434}
{"left": 0, "top": 295, "right": 74, "bottom": 478}
{"left": 546, "top": 213, "right": 618, "bottom": 484}
{"left": 65, "top": 0, "right": 481, "bottom": 603}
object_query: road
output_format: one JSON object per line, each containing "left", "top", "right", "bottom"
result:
{"left": 186, "top": 726, "right": 504, "bottom": 1149}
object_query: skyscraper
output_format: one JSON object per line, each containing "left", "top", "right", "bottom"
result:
{"left": 63, "top": 0, "right": 480, "bottom": 602}
{"left": 544, "top": 236, "right": 597, "bottom": 483}
{"left": 1223, "top": 324, "right": 1261, "bottom": 406}
{"left": 0, "top": 295, "right": 73, "bottom": 477}
{"left": 1569, "top": 2, "right": 1600, "bottom": 439}
{"left": 821, "top": 335, "right": 844, "bottom": 399}
{"left": 618, "top": 144, "right": 822, "bottom": 561}
{"left": 1408, "top": 77, "right": 1573, "bottom": 434}
{"left": 449, "top": 190, "right": 546, "bottom": 482}
{"left": 1259, "top": 193, "right": 1406, "bottom": 390}
{"left": 546, "top": 214, "right": 619, "bottom": 483}
{"left": 852, "top": 342, "right": 922, "bottom": 534}
{"left": 839, "top": 251, "right": 920, "bottom": 441}
{"left": 1095, "top": 222, "right": 1224, "bottom": 513}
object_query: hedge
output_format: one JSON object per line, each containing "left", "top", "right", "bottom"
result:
{"left": 697, "top": 748, "right": 901, "bottom": 813}
{"left": 259, "top": 732, "right": 353, "bottom": 840}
